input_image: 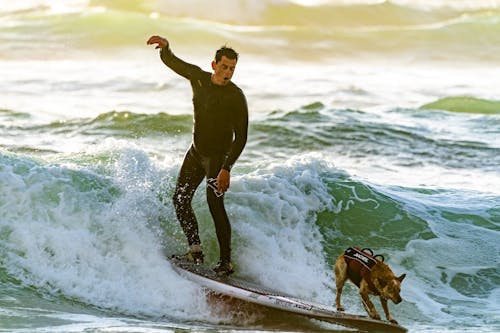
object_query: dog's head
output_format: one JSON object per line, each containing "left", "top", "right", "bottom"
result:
{"left": 380, "top": 273, "right": 406, "bottom": 304}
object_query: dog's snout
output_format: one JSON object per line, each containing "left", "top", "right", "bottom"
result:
{"left": 394, "top": 296, "right": 402, "bottom": 304}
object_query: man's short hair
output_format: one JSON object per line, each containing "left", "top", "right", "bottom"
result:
{"left": 215, "top": 46, "right": 239, "bottom": 63}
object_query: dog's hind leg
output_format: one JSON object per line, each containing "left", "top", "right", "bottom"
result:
{"left": 334, "top": 255, "right": 348, "bottom": 311}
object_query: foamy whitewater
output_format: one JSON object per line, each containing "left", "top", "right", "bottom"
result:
{"left": 1, "top": 1, "right": 499, "bottom": 332}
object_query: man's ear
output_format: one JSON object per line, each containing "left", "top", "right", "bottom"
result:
{"left": 211, "top": 60, "right": 216, "bottom": 70}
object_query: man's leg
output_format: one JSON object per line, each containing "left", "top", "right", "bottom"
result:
{"left": 207, "top": 189, "right": 231, "bottom": 263}
{"left": 206, "top": 157, "right": 233, "bottom": 274}
{"left": 173, "top": 146, "right": 205, "bottom": 248}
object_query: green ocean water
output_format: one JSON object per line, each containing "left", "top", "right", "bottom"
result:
{"left": 1, "top": 1, "right": 500, "bottom": 332}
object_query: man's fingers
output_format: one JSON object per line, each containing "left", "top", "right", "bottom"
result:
{"left": 216, "top": 180, "right": 228, "bottom": 192}
{"left": 147, "top": 35, "right": 165, "bottom": 46}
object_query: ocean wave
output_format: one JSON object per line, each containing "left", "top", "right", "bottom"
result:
{"left": 4, "top": 1, "right": 500, "bottom": 23}
{"left": 0, "top": 150, "right": 207, "bottom": 319}
{"left": 0, "top": 149, "right": 498, "bottom": 328}
{"left": 82, "top": 111, "right": 193, "bottom": 137}
{"left": 250, "top": 105, "right": 500, "bottom": 171}
{"left": 420, "top": 96, "right": 500, "bottom": 114}
{"left": 0, "top": 108, "right": 31, "bottom": 120}
{"left": 2, "top": 105, "right": 499, "bottom": 171}
{"left": 8, "top": 111, "right": 193, "bottom": 138}
{"left": 2, "top": 1, "right": 500, "bottom": 61}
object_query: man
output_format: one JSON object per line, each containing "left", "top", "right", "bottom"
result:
{"left": 147, "top": 35, "right": 248, "bottom": 276}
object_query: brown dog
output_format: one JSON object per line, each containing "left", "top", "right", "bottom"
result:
{"left": 334, "top": 247, "right": 406, "bottom": 324}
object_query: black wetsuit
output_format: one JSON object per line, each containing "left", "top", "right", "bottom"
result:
{"left": 160, "top": 47, "right": 248, "bottom": 263}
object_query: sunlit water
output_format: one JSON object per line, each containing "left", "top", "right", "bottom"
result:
{"left": 1, "top": 1, "right": 499, "bottom": 332}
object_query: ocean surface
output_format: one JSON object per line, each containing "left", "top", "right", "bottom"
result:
{"left": 1, "top": 1, "right": 499, "bottom": 332}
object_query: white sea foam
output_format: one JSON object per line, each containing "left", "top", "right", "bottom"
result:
{"left": 0, "top": 148, "right": 340, "bottom": 322}
{"left": 0, "top": 151, "right": 210, "bottom": 320}
{"left": 229, "top": 156, "right": 335, "bottom": 303}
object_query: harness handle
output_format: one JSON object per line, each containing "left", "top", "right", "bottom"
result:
{"left": 361, "top": 248, "right": 374, "bottom": 256}
{"left": 360, "top": 247, "right": 385, "bottom": 262}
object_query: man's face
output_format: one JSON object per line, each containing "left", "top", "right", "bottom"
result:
{"left": 211, "top": 56, "right": 237, "bottom": 86}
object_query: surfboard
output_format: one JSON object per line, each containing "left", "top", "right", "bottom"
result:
{"left": 169, "top": 258, "right": 408, "bottom": 333}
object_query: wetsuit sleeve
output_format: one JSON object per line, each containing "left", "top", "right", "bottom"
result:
{"left": 160, "top": 46, "right": 201, "bottom": 80}
{"left": 222, "top": 92, "right": 248, "bottom": 171}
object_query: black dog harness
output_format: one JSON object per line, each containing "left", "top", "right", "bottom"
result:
{"left": 344, "top": 247, "right": 385, "bottom": 294}
{"left": 344, "top": 247, "right": 384, "bottom": 269}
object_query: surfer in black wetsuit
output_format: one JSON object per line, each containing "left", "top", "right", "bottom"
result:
{"left": 147, "top": 35, "right": 248, "bottom": 276}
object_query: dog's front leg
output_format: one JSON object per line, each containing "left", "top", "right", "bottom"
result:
{"left": 359, "top": 281, "right": 380, "bottom": 320}
{"left": 380, "top": 297, "right": 398, "bottom": 324}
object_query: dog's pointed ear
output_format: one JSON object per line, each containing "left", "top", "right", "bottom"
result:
{"left": 398, "top": 274, "right": 406, "bottom": 282}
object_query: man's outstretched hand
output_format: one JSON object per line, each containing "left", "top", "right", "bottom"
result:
{"left": 147, "top": 35, "right": 168, "bottom": 49}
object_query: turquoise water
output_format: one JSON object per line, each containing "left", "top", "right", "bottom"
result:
{"left": 1, "top": 1, "right": 499, "bottom": 332}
